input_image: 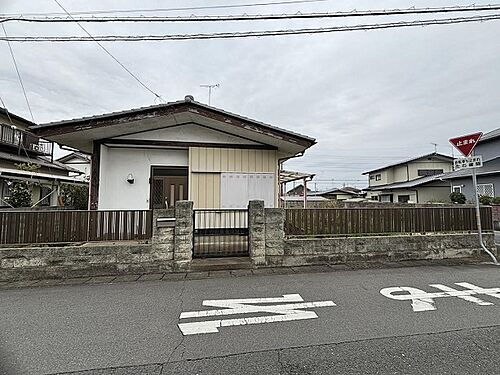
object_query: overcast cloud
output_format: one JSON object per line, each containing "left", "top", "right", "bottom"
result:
{"left": 1, "top": 0, "right": 499, "bottom": 190}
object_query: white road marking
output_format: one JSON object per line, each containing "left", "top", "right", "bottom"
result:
{"left": 178, "top": 294, "right": 336, "bottom": 335}
{"left": 380, "top": 282, "right": 500, "bottom": 312}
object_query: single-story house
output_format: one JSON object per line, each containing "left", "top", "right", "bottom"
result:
{"left": 286, "top": 184, "right": 311, "bottom": 196}
{"left": 31, "top": 96, "right": 316, "bottom": 210}
{"left": 318, "top": 186, "right": 363, "bottom": 201}
{"left": 442, "top": 127, "right": 500, "bottom": 201}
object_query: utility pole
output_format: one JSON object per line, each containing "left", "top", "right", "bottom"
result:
{"left": 200, "top": 84, "right": 219, "bottom": 105}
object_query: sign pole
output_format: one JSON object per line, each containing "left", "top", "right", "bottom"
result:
{"left": 471, "top": 160, "right": 498, "bottom": 265}
{"left": 449, "top": 132, "right": 498, "bottom": 265}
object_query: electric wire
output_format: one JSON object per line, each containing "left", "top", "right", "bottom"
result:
{"left": 0, "top": 0, "right": 332, "bottom": 17}
{"left": 3, "top": 4, "right": 500, "bottom": 23}
{"left": 51, "top": 0, "right": 165, "bottom": 102}
{"left": 3, "top": 13, "right": 499, "bottom": 42}
{"left": 1, "top": 24, "right": 35, "bottom": 122}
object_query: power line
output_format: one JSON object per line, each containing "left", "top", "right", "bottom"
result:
{"left": 51, "top": 0, "right": 165, "bottom": 102}
{"left": 4, "top": 4, "right": 500, "bottom": 23}
{"left": 3, "top": 13, "right": 499, "bottom": 42}
{"left": 1, "top": 24, "right": 35, "bottom": 122}
{"left": 0, "top": 0, "right": 332, "bottom": 17}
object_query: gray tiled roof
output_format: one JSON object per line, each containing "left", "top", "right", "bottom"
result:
{"left": 0, "top": 151, "right": 80, "bottom": 173}
{"left": 480, "top": 127, "right": 500, "bottom": 143}
{"left": 31, "top": 97, "right": 315, "bottom": 143}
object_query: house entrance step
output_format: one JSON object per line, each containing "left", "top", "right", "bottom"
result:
{"left": 190, "top": 257, "right": 252, "bottom": 272}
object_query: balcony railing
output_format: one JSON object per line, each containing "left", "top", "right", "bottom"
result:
{"left": 0, "top": 123, "right": 53, "bottom": 156}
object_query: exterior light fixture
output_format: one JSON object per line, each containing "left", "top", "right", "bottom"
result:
{"left": 126, "top": 173, "right": 135, "bottom": 184}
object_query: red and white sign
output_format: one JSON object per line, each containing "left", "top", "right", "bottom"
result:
{"left": 449, "top": 132, "right": 482, "bottom": 157}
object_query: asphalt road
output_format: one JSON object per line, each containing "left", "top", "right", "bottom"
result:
{"left": 1, "top": 264, "right": 499, "bottom": 375}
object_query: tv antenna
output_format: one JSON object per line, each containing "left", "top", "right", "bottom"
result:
{"left": 430, "top": 142, "right": 438, "bottom": 153}
{"left": 200, "top": 83, "right": 219, "bottom": 105}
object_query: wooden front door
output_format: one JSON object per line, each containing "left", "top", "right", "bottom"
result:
{"left": 150, "top": 167, "right": 188, "bottom": 209}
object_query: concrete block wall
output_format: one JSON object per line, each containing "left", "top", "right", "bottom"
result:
{"left": 0, "top": 200, "right": 194, "bottom": 281}
{"left": 492, "top": 204, "right": 500, "bottom": 230}
{"left": 251, "top": 200, "right": 498, "bottom": 267}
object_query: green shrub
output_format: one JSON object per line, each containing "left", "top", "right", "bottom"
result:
{"left": 60, "top": 184, "right": 89, "bottom": 210}
{"left": 5, "top": 181, "right": 32, "bottom": 208}
{"left": 450, "top": 192, "right": 466, "bottom": 204}
{"left": 492, "top": 197, "right": 500, "bottom": 204}
{"left": 479, "top": 195, "right": 493, "bottom": 205}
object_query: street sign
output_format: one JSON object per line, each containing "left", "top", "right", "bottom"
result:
{"left": 453, "top": 155, "right": 483, "bottom": 171}
{"left": 178, "top": 294, "right": 336, "bottom": 335}
{"left": 449, "top": 132, "right": 482, "bottom": 157}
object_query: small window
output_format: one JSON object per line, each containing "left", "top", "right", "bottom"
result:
{"left": 40, "top": 186, "right": 52, "bottom": 206}
{"left": 369, "top": 175, "right": 375, "bottom": 180}
{"left": 418, "top": 169, "right": 444, "bottom": 177}
{"left": 452, "top": 186, "right": 462, "bottom": 193}
{"left": 375, "top": 174, "right": 382, "bottom": 181}
{"left": 477, "top": 183, "right": 494, "bottom": 197}
{"left": 398, "top": 195, "right": 410, "bottom": 203}
{"left": 371, "top": 195, "right": 379, "bottom": 201}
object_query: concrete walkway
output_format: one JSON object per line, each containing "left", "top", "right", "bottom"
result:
{"left": 0, "top": 258, "right": 487, "bottom": 291}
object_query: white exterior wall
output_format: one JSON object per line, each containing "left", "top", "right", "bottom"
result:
{"left": 98, "top": 146, "right": 188, "bottom": 210}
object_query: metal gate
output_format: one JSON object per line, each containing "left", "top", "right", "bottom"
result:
{"left": 193, "top": 209, "right": 249, "bottom": 258}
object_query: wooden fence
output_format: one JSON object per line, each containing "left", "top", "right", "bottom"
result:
{"left": 285, "top": 207, "right": 494, "bottom": 236}
{"left": 0, "top": 210, "right": 152, "bottom": 245}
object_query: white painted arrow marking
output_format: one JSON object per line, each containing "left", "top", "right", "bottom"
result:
{"left": 380, "top": 282, "right": 500, "bottom": 312}
{"left": 178, "top": 294, "right": 336, "bottom": 335}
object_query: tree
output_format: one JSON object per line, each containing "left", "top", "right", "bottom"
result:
{"left": 450, "top": 192, "right": 466, "bottom": 204}
{"left": 4, "top": 163, "right": 41, "bottom": 208}
{"left": 60, "top": 184, "right": 89, "bottom": 210}
{"left": 5, "top": 181, "right": 32, "bottom": 207}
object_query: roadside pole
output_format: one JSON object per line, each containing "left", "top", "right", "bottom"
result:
{"left": 471, "top": 166, "right": 499, "bottom": 265}
{"left": 449, "top": 132, "right": 498, "bottom": 265}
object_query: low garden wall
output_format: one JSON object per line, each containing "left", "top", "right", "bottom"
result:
{"left": 0, "top": 202, "right": 193, "bottom": 282}
{"left": 0, "top": 200, "right": 496, "bottom": 282}
{"left": 271, "top": 233, "right": 496, "bottom": 267}
{"left": 492, "top": 204, "right": 500, "bottom": 230}
{"left": 248, "top": 201, "right": 497, "bottom": 268}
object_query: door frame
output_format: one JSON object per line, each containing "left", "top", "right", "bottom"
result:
{"left": 149, "top": 166, "right": 189, "bottom": 209}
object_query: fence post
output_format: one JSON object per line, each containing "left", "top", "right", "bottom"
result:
{"left": 174, "top": 200, "right": 193, "bottom": 270}
{"left": 264, "top": 208, "right": 285, "bottom": 266}
{"left": 248, "top": 200, "right": 266, "bottom": 266}
{"left": 151, "top": 209, "right": 175, "bottom": 264}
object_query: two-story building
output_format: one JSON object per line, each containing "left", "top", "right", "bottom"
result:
{"left": 443, "top": 128, "right": 500, "bottom": 201}
{"left": 0, "top": 107, "right": 85, "bottom": 207}
{"left": 363, "top": 152, "right": 454, "bottom": 203}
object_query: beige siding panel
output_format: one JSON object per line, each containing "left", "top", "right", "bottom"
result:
{"left": 190, "top": 172, "right": 222, "bottom": 209}
{"left": 235, "top": 149, "right": 242, "bottom": 171}
{"left": 190, "top": 147, "right": 277, "bottom": 173}
{"left": 189, "top": 147, "right": 278, "bottom": 208}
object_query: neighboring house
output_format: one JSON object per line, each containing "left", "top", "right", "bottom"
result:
{"left": 286, "top": 184, "right": 311, "bottom": 196}
{"left": 57, "top": 152, "right": 91, "bottom": 181}
{"left": 443, "top": 127, "right": 500, "bottom": 201}
{"left": 0, "top": 108, "right": 85, "bottom": 207}
{"left": 318, "top": 186, "right": 363, "bottom": 201}
{"left": 32, "top": 96, "right": 316, "bottom": 210}
{"left": 363, "top": 152, "right": 454, "bottom": 203}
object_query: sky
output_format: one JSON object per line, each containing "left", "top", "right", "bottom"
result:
{"left": 1, "top": 0, "right": 499, "bottom": 191}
